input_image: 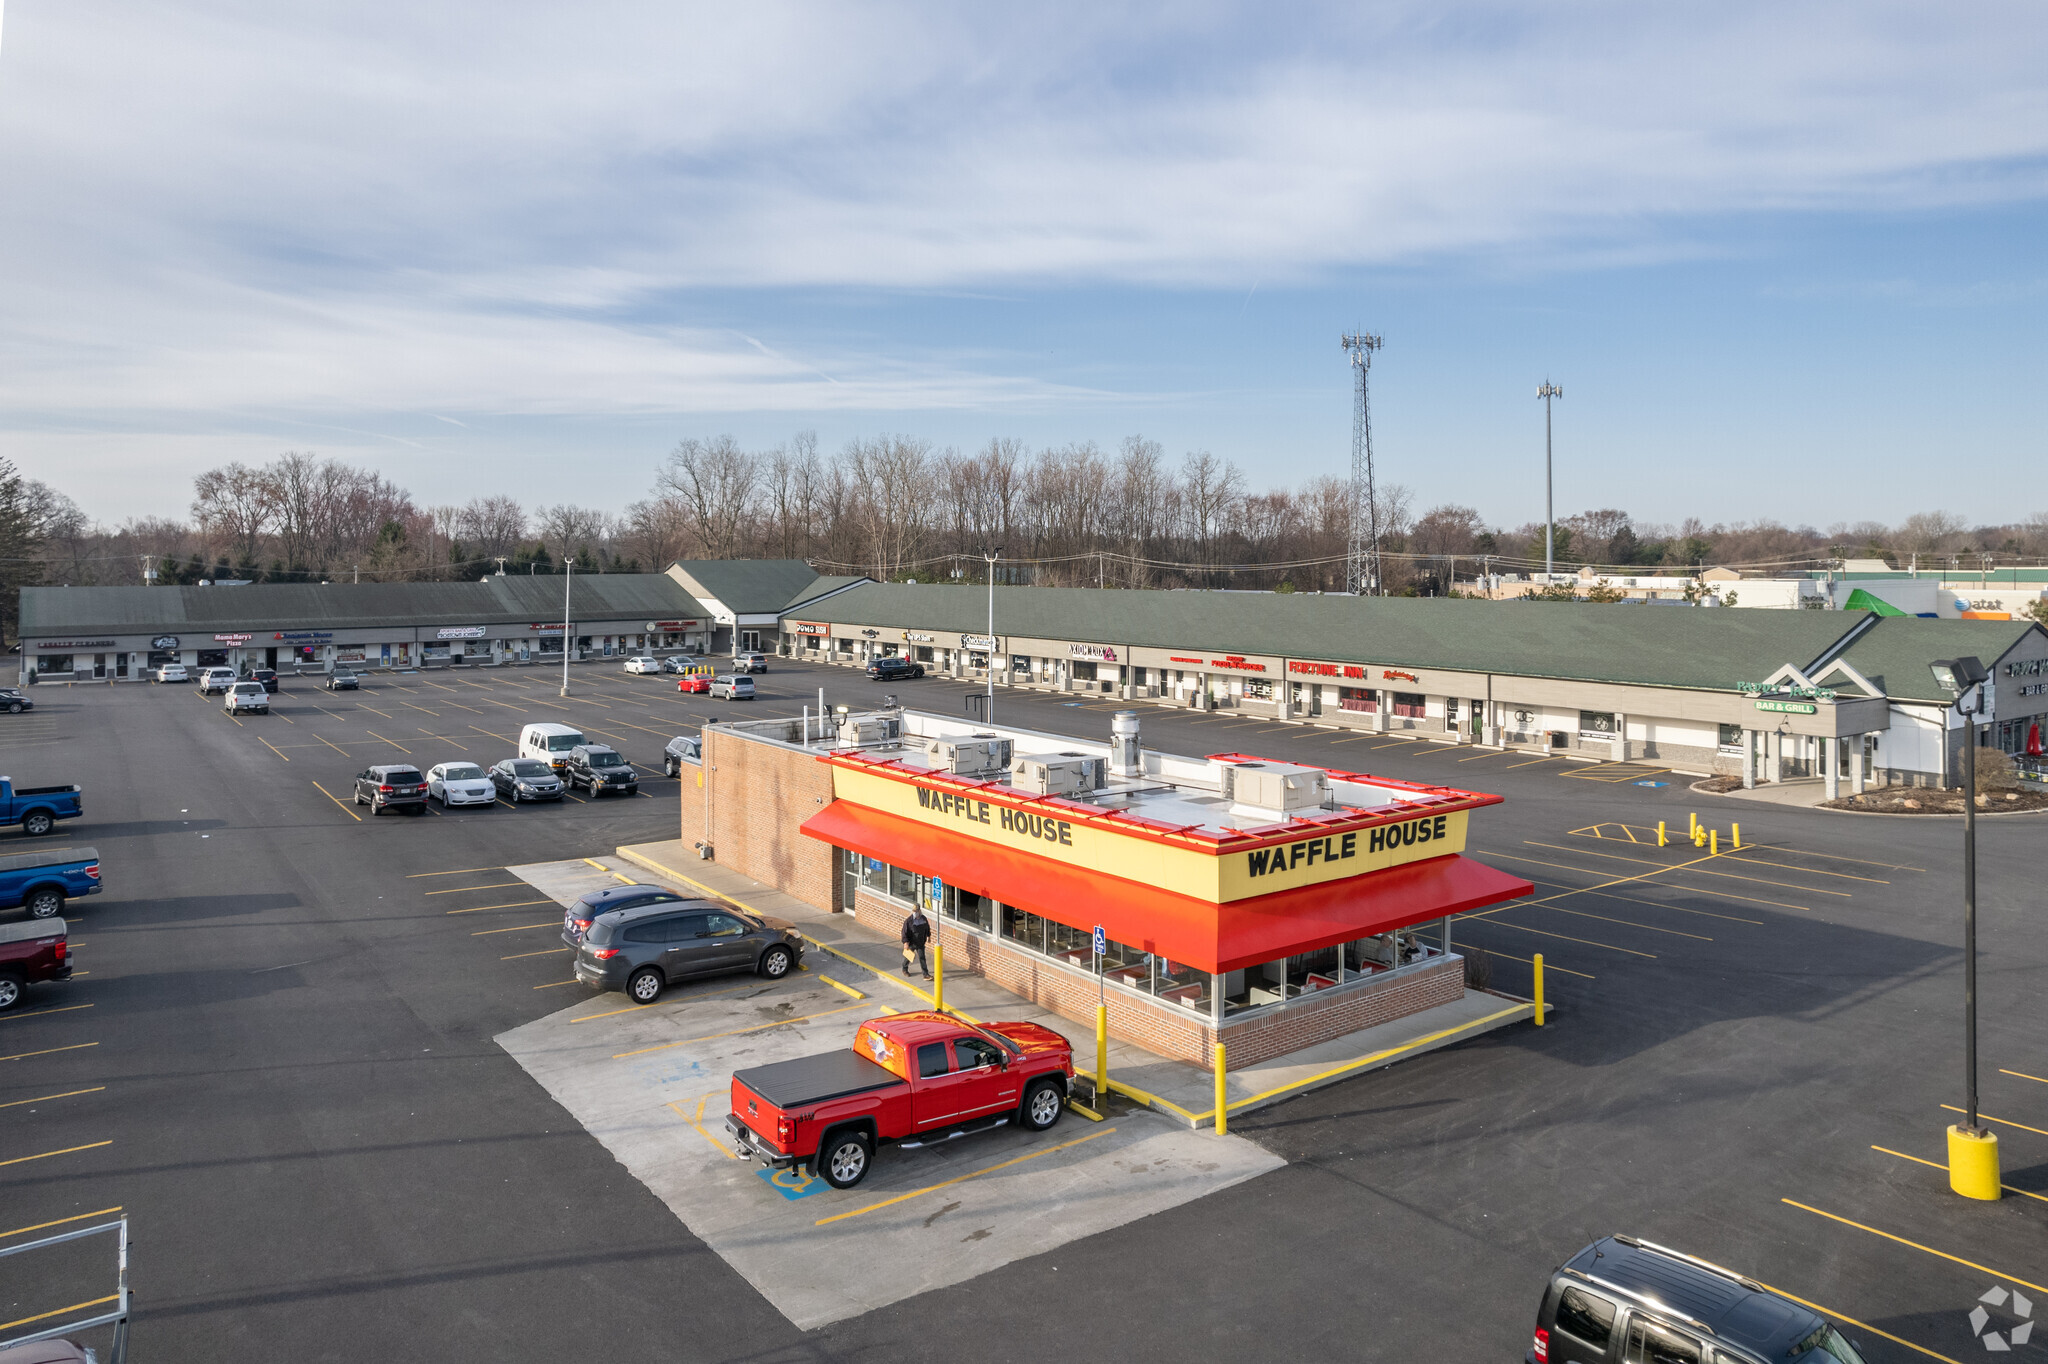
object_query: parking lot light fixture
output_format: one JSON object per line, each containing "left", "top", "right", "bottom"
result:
{"left": 1930, "top": 655, "right": 1999, "bottom": 1197}
{"left": 560, "top": 557, "right": 574, "bottom": 697}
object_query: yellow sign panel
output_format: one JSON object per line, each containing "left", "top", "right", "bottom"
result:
{"left": 829, "top": 766, "right": 1467, "bottom": 904}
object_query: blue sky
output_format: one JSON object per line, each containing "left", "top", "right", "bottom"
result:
{"left": 0, "top": 1, "right": 2043, "bottom": 529}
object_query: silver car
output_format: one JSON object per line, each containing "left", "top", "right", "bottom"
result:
{"left": 709, "top": 675, "right": 756, "bottom": 700}
{"left": 489, "top": 757, "right": 564, "bottom": 802}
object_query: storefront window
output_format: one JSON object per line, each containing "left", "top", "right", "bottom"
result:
{"left": 1718, "top": 723, "right": 1745, "bottom": 752}
{"left": 1070, "top": 660, "right": 1098, "bottom": 682}
{"left": 1392, "top": 692, "right": 1426, "bottom": 718}
{"left": 1243, "top": 678, "right": 1273, "bottom": 700}
{"left": 1001, "top": 904, "right": 1046, "bottom": 954}
{"left": 1045, "top": 920, "right": 1092, "bottom": 965}
{"left": 887, "top": 865, "right": 916, "bottom": 902}
{"left": 1339, "top": 687, "right": 1375, "bottom": 713}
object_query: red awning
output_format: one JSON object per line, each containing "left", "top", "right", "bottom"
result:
{"left": 802, "top": 800, "right": 1532, "bottom": 974}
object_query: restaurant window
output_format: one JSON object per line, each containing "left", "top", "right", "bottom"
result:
{"left": 887, "top": 865, "right": 916, "bottom": 902}
{"left": 1242, "top": 678, "right": 1273, "bottom": 700}
{"left": 1339, "top": 687, "right": 1375, "bottom": 713}
{"left": 1001, "top": 904, "right": 1046, "bottom": 954}
{"left": 1392, "top": 692, "right": 1426, "bottom": 717}
{"left": 1070, "top": 660, "right": 1098, "bottom": 681}
{"left": 1046, "top": 920, "right": 1092, "bottom": 965}
{"left": 948, "top": 887, "right": 995, "bottom": 934}
{"left": 1718, "top": 723, "right": 1745, "bottom": 752}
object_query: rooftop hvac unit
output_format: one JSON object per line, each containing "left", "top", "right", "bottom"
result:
{"left": 1010, "top": 753, "right": 1105, "bottom": 797}
{"left": 1226, "top": 762, "right": 1328, "bottom": 818}
{"left": 838, "top": 711, "right": 901, "bottom": 745}
{"left": 924, "top": 736, "right": 1013, "bottom": 776}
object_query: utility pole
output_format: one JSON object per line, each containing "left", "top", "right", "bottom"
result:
{"left": 1538, "top": 382, "right": 1563, "bottom": 582}
{"left": 354, "top": 563, "right": 360, "bottom": 584}
{"left": 1341, "top": 332, "right": 1385, "bottom": 596}
{"left": 559, "top": 557, "right": 574, "bottom": 697}
{"left": 494, "top": 557, "right": 508, "bottom": 577}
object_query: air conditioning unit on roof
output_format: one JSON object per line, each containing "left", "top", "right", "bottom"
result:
{"left": 925, "top": 736, "right": 1012, "bottom": 775}
{"left": 1010, "top": 753, "right": 1104, "bottom": 796}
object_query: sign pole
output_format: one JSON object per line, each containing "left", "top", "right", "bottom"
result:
{"left": 1093, "top": 924, "right": 1107, "bottom": 1106}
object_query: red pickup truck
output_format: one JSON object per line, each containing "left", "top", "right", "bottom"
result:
{"left": 726, "top": 1011, "right": 1075, "bottom": 1189}
{"left": 0, "top": 915, "right": 73, "bottom": 1011}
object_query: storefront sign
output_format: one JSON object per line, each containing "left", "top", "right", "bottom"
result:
{"left": 151, "top": 635, "right": 181, "bottom": 650}
{"left": 1739, "top": 681, "right": 1836, "bottom": 701}
{"left": 1382, "top": 669, "right": 1419, "bottom": 683}
{"left": 961, "top": 634, "right": 997, "bottom": 649}
{"left": 528, "top": 623, "right": 569, "bottom": 633}
{"left": 436, "top": 625, "right": 486, "bottom": 639}
{"left": 1289, "top": 660, "right": 1372, "bottom": 680}
{"left": 646, "top": 620, "right": 700, "bottom": 632}
{"left": 792, "top": 622, "right": 829, "bottom": 636}
{"left": 273, "top": 631, "right": 334, "bottom": 642}
{"left": 832, "top": 765, "right": 1470, "bottom": 903}
{"left": 212, "top": 634, "right": 253, "bottom": 645}
{"left": 860, "top": 629, "right": 880, "bottom": 638}
{"left": 1206, "top": 655, "right": 1267, "bottom": 673}
{"left": 1168, "top": 656, "right": 1204, "bottom": 665}
{"left": 1069, "top": 644, "right": 1118, "bottom": 662}
{"left": 1755, "top": 699, "right": 1818, "bottom": 714}
{"left": 2005, "top": 659, "right": 2045, "bottom": 677}
{"left": 35, "top": 640, "right": 115, "bottom": 650}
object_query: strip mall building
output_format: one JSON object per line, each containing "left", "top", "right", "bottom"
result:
{"left": 682, "top": 706, "right": 1533, "bottom": 1067}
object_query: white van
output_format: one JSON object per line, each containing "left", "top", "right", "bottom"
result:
{"left": 519, "top": 722, "right": 587, "bottom": 771}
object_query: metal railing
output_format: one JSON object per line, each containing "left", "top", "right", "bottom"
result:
{"left": 0, "top": 1216, "right": 130, "bottom": 1362}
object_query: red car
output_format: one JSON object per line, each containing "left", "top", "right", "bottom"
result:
{"left": 677, "top": 675, "right": 711, "bottom": 694}
{"left": 726, "top": 1011, "right": 1074, "bottom": 1188}
{"left": 0, "top": 916, "right": 73, "bottom": 1011}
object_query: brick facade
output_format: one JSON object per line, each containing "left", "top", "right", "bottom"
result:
{"left": 853, "top": 888, "right": 1462, "bottom": 1070}
{"left": 687, "top": 729, "right": 840, "bottom": 913}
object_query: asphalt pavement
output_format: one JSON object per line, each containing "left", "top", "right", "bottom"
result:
{"left": 0, "top": 656, "right": 2041, "bottom": 1362}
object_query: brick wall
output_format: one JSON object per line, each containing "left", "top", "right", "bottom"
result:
{"left": 853, "top": 888, "right": 1463, "bottom": 1070}
{"left": 699, "top": 729, "right": 840, "bottom": 912}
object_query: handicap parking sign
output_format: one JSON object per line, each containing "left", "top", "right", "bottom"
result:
{"left": 757, "top": 1165, "right": 830, "bottom": 1201}
{"left": 1633, "top": 780, "right": 1669, "bottom": 788}
{"left": 1092, "top": 925, "right": 1106, "bottom": 956}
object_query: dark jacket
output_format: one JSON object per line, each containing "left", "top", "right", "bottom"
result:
{"left": 901, "top": 911, "right": 931, "bottom": 949}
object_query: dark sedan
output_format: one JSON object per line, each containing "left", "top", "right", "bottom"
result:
{"left": 489, "top": 757, "right": 564, "bottom": 802}
{"left": 571, "top": 897, "right": 803, "bottom": 1004}
{"left": 240, "top": 667, "right": 280, "bottom": 693}
{"left": 325, "top": 667, "right": 361, "bottom": 691}
{"left": 0, "top": 688, "right": 32, "bottom": 714}
{"left": 866, "top": 655, "right": 925, "bottom": 681}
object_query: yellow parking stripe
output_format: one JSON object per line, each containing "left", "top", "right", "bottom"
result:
{"left": 444, "top": 899, "right": 553, "bottom": 915}
{"left": 424, "top": 881, "right": 522, "bottom": 894}
{"left": 0, "top": 1295, "right": 122, "bottom": 1334}
{"left": 1748, "top": 1279, "right": 1961, "bottom": 1364}
{"left": 1940, "top": 1104, "right": 2048, "bottom": 1138}
{"left": 1872, "top": 1145, "right": 2048, "bottom": 1205}
{"left": 0, "top": 1140, "right": 112, "bottom": 1169}
{"left": 0, "top": 1087, "right": 105, "bottom": 1110}
{"left": 1782, "top": 1198, "right": 2047, "bottom": 1295}
{"left": 611, "top": 1002, "right": 869, "bottom": 1059}
{"left": 470, "top": 921, "right": 561, "bottom": 936}
{"left": 0, "top": 1207, "right": 123, "bottom": 1242}
{"left": 0, "top": 1042, "right": 99, "bottom": 1062}
{"left": 816, "top": 1127, "right": 1117, "bottom": 1226}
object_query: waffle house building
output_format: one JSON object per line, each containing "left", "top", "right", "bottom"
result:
{"left": 683, "top": 706, "right": 1532, "bottom": 1068}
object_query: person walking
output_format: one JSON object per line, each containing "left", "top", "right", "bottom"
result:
{"left": 901, "top": 905, "right": 932, "bottom": 979}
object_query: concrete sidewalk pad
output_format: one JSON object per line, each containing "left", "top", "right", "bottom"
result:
{"left": 613, "top": 840, "right": 1542, "bottom": 1128}
{"left": 492, "top": 927, "right": 1283, "bottom": 1331}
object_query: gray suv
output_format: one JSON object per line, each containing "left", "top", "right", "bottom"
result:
{"left": 352, "top": 764, "right": 427, "bottom": 815}
{"left": 572, "top": 899, "right": 803, "bottom": 1004}
{"left": 1531, "top": 1236, "right": 1867, "bottom": 1364}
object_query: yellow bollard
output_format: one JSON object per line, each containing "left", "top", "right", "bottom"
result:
{"left": 933, "top": 935, "right": 944, "bottom": 1012}
{"left": 1213, "top": 1042, "right": 1228, "bottom": 1135}
{"left": 1948, "top": 1125, "right": 2001, "bottom": 1200}
{"left": 1710, "top": 829, "right": 1719, "bottom": 855}
{"left": 1732, "top": 822, "right": 1741, "bottom": 849}
{"left": 1657, "top": 820, "right": 1667, "bottom": 847}
{"left": 1689, "top": 811, "right": 1698, "bottom": 836}
{"left": 1532, "top": 953, "right": 1545, "bottom": 1026}
{"left": 1095, "top": 1004, "right": 1108, "bottom": 1108}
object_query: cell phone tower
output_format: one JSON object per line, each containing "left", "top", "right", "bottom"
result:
{"left": 1341, "top": 331, "right": 1385, "bottom": 596}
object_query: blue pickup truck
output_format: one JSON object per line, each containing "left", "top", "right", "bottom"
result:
{"left": 0, "top": 776, "right": 84, "bottom": 837}
{"left": 0, "top": 847, "right": 102, "bottom": 919}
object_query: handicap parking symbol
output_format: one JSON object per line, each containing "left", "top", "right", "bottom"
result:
{"left": 757, "top": 1165, "right": 831, "bottom": 1201}
{"left": 1633, "top": 780, "right": 1669, "bottom": 788}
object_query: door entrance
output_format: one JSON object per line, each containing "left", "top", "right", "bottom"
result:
{"left": 739, "top": 630, "right": 762, "bottom": 653}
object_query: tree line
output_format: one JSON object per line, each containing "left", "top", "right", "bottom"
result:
{"left": 7, "top": 439, "right": 2048, "bottom": 644}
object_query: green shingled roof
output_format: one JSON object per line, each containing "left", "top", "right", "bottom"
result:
{"left": 666, "top": 560, "right": 828, "bottom": 614}
{"left": 803, "top": 584, "right": 1872, "bottom": 691}
{"left": 1834, "top": 617, "right": 2046, "bottom": 702}
{"left": 20, "top": 575, "right": 708, "bottom": 636}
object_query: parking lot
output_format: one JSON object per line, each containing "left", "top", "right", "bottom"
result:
{"left": 2, "top": 654, "right": 2042, "bottom": 1361}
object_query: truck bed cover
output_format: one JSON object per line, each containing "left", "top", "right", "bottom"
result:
{"left": 0, "top": 847, "right": 97, "bottom": 875}
{"left": 734, "top": 1049, "right": 903, "bottom": 1108}
{"left": 0, "top": 917, "right": 66, "bottom": 945}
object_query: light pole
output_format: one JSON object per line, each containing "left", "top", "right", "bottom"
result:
{"left": 1931, "top": 654, "right": 1998, "bottom": 1199}
{"left": 559, "top": 557, "right": 574, "bottom": 698}
{"left": 983, "top": 547, "right": 1002, "bottom": 723}
{"left": 1538, "top": 383, "right": 1563, "bottom": 582}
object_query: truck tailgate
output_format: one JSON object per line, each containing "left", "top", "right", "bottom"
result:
{"left": 734, "top": 1050, "right": 902, "bottom": 1109}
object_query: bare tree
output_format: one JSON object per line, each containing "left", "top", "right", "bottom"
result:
{"left": 533, "top": 504, "right": 614, "bottom": 568}
{"left": 191, "top": 462, "right": 275, "bottom": 566}
{"left": 454, "top": 495, "right": 528, "bottom": 560}
{"left": 659, "top": 435, "right": 761, "bottom": 560}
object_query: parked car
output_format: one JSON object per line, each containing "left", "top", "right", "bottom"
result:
{"left": 623, "top": 655, "right": 662, "bottom": 675}
{"left": 660, "top": 654, "right": 703, "bottom": 674}
{"left": 518, "top": 722, "right": 586, "bottom": 772}
{"left": 867, "top": 656, "right": 925, "bottom": 681}
{"left": 0, "top": 688, "right": 33, "bottom": 714}
{"left": 240, "top": 666, "right": 280, "bottom": 694}
{"left": 0, "top": 777, "right": 84, "bottom": 838}
{"left": 709, "top": 675, "right": 755, "bottom": 701}
{"left": 735, "top": 651, "right": 768, "bottom": 674}
{"left": 570, "top": 897, "right": 804, "bottom": 1004}
{"left": 560, "top": 883, "right": 693, "bottom": 945}
{"left": 352, "top": 764, "right": 427, "bottom": 815}
{"left": 223, "top": 681, "right": 270, "bottom": 715}
{"left": 426, "top": 761, "right": 496, "bottom": 807}
{"left": 562, "top": 744, "right": 638, "bottom": 796}
{"left": 726, "top": 1011, "right": 1073, "bottom": 1189}
{"left": 153, "top": 662, "right": 189, "bottom": 683}
{"left": 662, "top": 734, "right": 701, "bottom": 777}
{"left": 489, "top": 757, "right": 564, "bottom": 802}
{"left": 0, "top": 915, "right": 73, "bottom": 1012}
{"left": 676, "top": 673, "right": 712, "bottom": 694}
{"left": 324, "top": 667, "right": 360, "bottom": 691}
{"left": 0, "top": 847, "right": 101, "bottom": 920}
{"left": 1529, "top": 1236, "right": 1870, "bottom": 1364}
{"left": 197, "top": 666, "right": 238, "bottom": 695}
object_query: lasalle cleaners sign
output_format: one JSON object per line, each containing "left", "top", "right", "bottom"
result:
{"left": 830, "top": 763, "right": 1468, "bottom": 904}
